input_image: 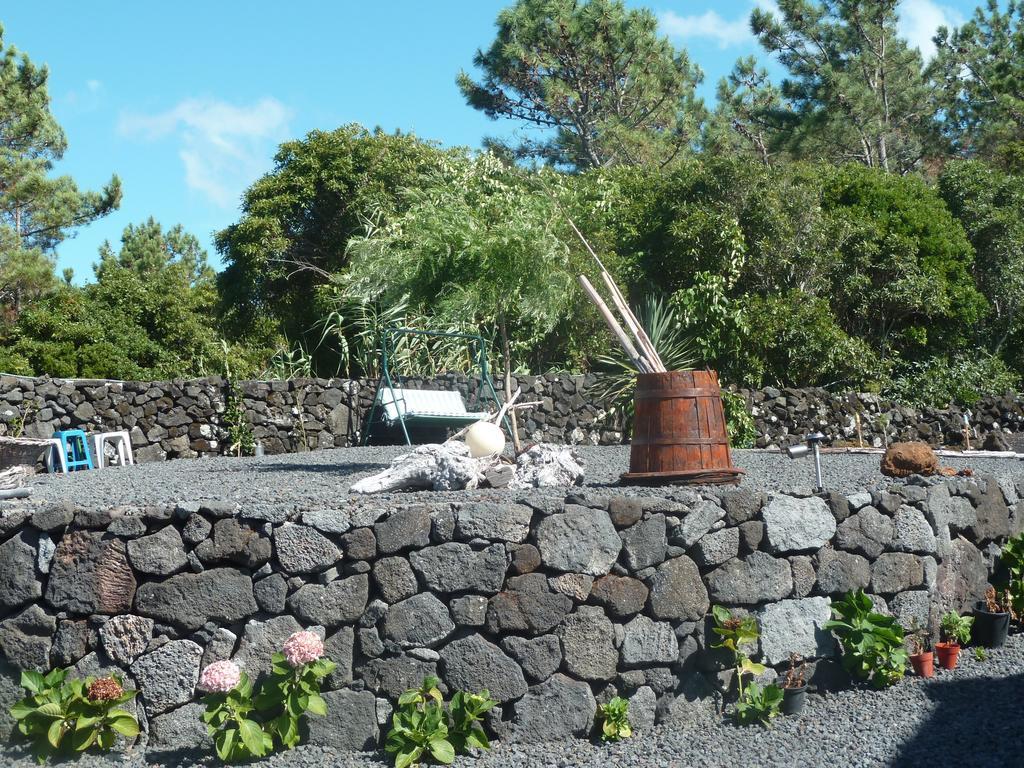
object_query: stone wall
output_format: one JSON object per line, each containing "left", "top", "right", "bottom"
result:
{"left": 1, "top": 374, "right": 1023, "bottom": 460}
{"left": 0, "top": 473, "right": 1021, "bottom": 752}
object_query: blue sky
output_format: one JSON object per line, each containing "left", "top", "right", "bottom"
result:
{"left": 3, "top": 0, "right": 971, "bottom": 281}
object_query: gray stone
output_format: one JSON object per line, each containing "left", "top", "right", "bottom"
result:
{"left": 557, "top": 606, "right": 618, "bottom": 681}
{"left": 254, "top": 573, "right": 288, "bottom": 613}
{"left": 0, "top": 531, "right": 41, "bottom": 611}
{"left": 846, "top": 492, "right": 872, "bottom": 511}
{"left": 194, "top": 519, "right": 271, "bottom": 568}
{"left": 620, "top": 514, "right": 667, "bottom": 570}
{"left": 967, "top": 479, "right": 1012, "bottom": 543}
{"left": 757, "top": 597, "right": 835, "bottom": 664}
{"left": 738, "top": 520, "right": 764, "bottom": 553}
{"left": 233, "top": 615, "right": 306, "bottom": 679}
{"left": 148, "top": 703, "right": 211, "bottom": 752}
{"left": 486, "top": 586, "right": 573, "bottom": 636}
{"left": 135, "top": 568, "right": 257, "bottom": 631}
{"left": 935, "top": 537, "right": 988, "bottom": 614}
{"left": 890, "top": 590, "right": 931, "bottom": 631}
{"left": 647, "top": 556, "right": 708, "bottom": 620}
{"left": 130, "top": 639, "right": 202, "bottom": 716}
{"left": 721, "top": 488, "right": 764, "bottom": 525}
{"left": 891, "top": 506, "right": 937, "bottom": 554}
{"left": 628, "top": 685, "right": 657, "bottom": 731}
{"left": 535, "top": 505, "right": 621, "bottom": 576}
{"left": 200, "top": 628, "right": 237, "bottom": 669}
{"left": 501, "top": 635, "right": 562, "bottom": 683}
{"left": 511, "top": 543, "right": 542, "bottom": 574}
{"left": 340, "top": 528, "right": 376, "bottom": 561}
{"left": 360, "top": 655, "right": 437, "bottom": 698}
{"left": 871, "top": 553, "right": 925, "bottom": 594}
{"left": 548, "top": 573, "right": 593, "bottom": 601}
{"left": 127, "top": 525, "right": 188, "bottom": 576}
{"left": 762, "top": 495, "right": 836, "bottom": 553}
{"left": 450, "top": 595, "right": 488, "bottom": 626}
{"left": 409, "top": 543, "right": 505, "bottom": 593}
{"left": 181, "top": 514, "right": 212, "bottom": 545}
{"left": 30, "top": 504, "right": 74, "bottom": 532}
{"left": 511, "top": 674, "right": 596, "bottom": 743}
{"left": 827, "top": 491, "right": 851, "bottom": 523}
{"left": 620, "top": 615, "right": 677, "bottom": 666}
{"left": 51, "top": 620, "right": 93, "bottom": 667}
{"left": 384, "top": 593, "right": 454, "bottom": 648}
{"left": 301, "top": 508, "right": 352, "bottom": 535}
{"left": 456, "top": 502, "right": 533, "bottom": 543}
{"left": 0, "top": 605, "right": 55, "bottom": 670}
{"left": 287, "top": 575, "right": 368, "bottom": 628}
{"left": 46, "top": 530, "right": 137, "bottom": 615}
{"left": 304, "top": 688, "right": 378, "bottom": 751}
{"left": 440, "top": 634, "right": 528, "bottom": 702}
{"left": 705, "top": 552, "right": 793, "bottom": 605}
{"left": 375, "top": 507, "right": 432, "bottom": 554}
{"left": 670, "top": 500, "right": 725, "bottom": 548}
{"left": 100, "top": 615, "right": 154, "bottom": 665}
{"left": 36, "top": 534, "right": 55, "bottom": 575}
{"left": 816, "top": 548, "right": 871, "bottom": 595}
{"left": 274, "top": 523, "right": 341, "bottom": 573}
{"left": 693, "top": 527, "right": 740, "bottom": 569}
{"left": 372, "top": 557, "right": 419, "bottom": 604}
{"left": 590, "top": 575, "right": 648, "bottom": 619}
{"left": 836, "top": 507, "right": 894, "bottom": 559}
{"left": 324, "top": 627, "right": 355, "bottom": 689}
{"left": 108, "top": 515, "right": 148, "bottom": 538}
{"left": 608, "top": 497, "right": 643, "bottom": 528}
{"left": 791, "top": 555, "right": 816, "bottom": 597}
{"left": 358, "top": 627, "right": 384, "bottom": 659}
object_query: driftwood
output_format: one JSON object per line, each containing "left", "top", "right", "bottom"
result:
{"left": 349, "top": 442, "right": 585, "bottom": 494}
{"left": 0, "top": 466, "right": 32, "bottom": 491}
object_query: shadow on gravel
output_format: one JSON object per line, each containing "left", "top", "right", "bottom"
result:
{"left": 891, "top": 672, "right": 1024, "bottom": 768}
{"left": 256, "top": 462, "right": 387, "bottom": 475}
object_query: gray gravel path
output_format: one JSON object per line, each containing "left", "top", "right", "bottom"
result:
{"left": 23, "top": 446, "right": 1024, "bottom": 513}
{"left": 3, "top": 632, "right": 1023, "bottom": 767}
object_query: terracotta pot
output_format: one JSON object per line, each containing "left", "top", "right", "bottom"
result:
{"left": 909, "top": 651, "right": 934, "bottom": 678}
{"left": 935, "top": 642, "right": 960, "bottom": 670}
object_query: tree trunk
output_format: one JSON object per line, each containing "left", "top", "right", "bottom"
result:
{"left": 498, "top": 316, "right": 522, "bottom": 453}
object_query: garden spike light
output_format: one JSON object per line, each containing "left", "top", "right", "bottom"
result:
{"left": 784, "top": 432, "right": 827, "bottom": 492}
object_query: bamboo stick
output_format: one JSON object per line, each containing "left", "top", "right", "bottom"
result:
{"left": 578, "top": 275, "right": 653, "bottom": 373}
{"left": 566, "top": 216, "right": 666, "bottom": 371}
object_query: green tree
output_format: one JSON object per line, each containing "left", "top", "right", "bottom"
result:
{"left": 96, "top": 216, "right": 213, "bottom": 285}
{"left": 931, "top": 0, "right": 1024, "bottom": 166}
{"left": 215, "top": 125, "right": 465, "bottom": 362}
{"left": 0, "top": 24, "right": 120, "bottom": 317}
{"left": 458, "top": 0, "right": 705, "bottom": 169}
{"left": 706, "top": 57, "right": 788, "bottom": 165}
{"left": 939, "top": 160, "right": 1024, "bottom": 365}
{"left": 749, "top": 0, "right": 935, "bottom": 173}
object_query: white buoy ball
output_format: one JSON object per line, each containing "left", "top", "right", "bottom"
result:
{"left": 465, "top": 421, "right": 506, "bottom": 458}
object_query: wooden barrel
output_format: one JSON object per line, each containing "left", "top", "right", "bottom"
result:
{"left": 621, "top": 370, "right": 743, "bottom": 486}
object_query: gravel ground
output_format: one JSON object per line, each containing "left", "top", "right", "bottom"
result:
{"left": 23, "top": 446, "right": 1024, "bottom": 513}
{"left": 3, "top": 632, "right": 1022, "bottom": 768}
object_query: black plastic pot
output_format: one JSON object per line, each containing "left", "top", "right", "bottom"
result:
{"left": 973, "top": 606, "right": 1010, "bottom": 648}
{"left": 781, "top": 683, "right": 807, "bottom": 715}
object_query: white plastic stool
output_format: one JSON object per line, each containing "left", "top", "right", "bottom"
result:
{"left": 91, "top": 431, "right": 135, "bottom": 468}
{"left": 44, "top": 438, "right": 68, "bottom": 473}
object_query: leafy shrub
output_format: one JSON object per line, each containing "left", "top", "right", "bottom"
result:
{"left": 711, "top": 605, "right": 782, "bottom": 726}
{"left": 887, "top": 353, "right": 1020, "bottom": 408}
{"left": 721, "top": 390, "right": 757, "bottom": 448}
{"left": 825, "top": 590, "right": 907, "bottom": 688}
{"left": 385, "top": 676, "right": 496, "bottom": 768}
{"left": 597, "top": 696, "right": 632, "bottom": 742}
{"left": 940, "top": 611, "right": 974, "bottom": 645}
{"left": 9, "top": 669, "right": 139, "bottom": 764}
{"left": 998, "top": 533, "right": 1024, "bottom": 618}
{"left": 199, "top": 630, "right": 335, "bottom": 762}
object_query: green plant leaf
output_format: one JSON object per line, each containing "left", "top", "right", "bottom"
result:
{"left": 9, "top": 699, "right": 37, "bottom": 721}
{"left": 108, "top": 713, "right": 140, "bottom": 738}
{"left": 46, "top": 719, "right": 64, "bottom": 749}
{"left": 429, "top": 737, "right": 456, "bottom": 764}
{"left": 238, "top": 718, "right": 267, "bottom": 756}
{"left": 306, "top": 693, "right": 327, "bottom": 717}
{"left": 20, "top": 671, "right": 45, "bottom": 695}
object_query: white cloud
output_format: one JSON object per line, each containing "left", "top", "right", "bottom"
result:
{"left": 898, "top": 0, "right": 964, "bottom": 59}
{"left": 659, "top": 9, "right": 752, "bottom": 48}
{"left": 86, "top": 79, "right": 102, "bottom": 93}
{"left": 118, "top": 97, "right": 292, "bottom": 207}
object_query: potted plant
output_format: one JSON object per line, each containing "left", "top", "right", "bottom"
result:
{"left": 936, "top": 611, "right": 974, "bottom": 670}
{"left": 779, "top": 653, "right": 808, "bottom": 715}
{"left": 907, "top": 621, "right": 934, "bottom": 678}
{"left": 973, "top": 586, "right": 1011, "bottom": 648}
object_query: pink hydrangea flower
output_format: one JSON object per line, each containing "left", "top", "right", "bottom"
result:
{"left": 282, "top": 630, "right": 324, "bottom": 668}
{"left": 199, "top": 660, "right": 241, "bottom": 693}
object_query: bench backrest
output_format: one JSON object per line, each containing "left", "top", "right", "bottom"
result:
{"left": 378, "top": 388, "right": 469, "bottom": 422}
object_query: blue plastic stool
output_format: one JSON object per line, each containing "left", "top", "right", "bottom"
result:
{"left": 52, "top": 430, "right": 94, "bottom": 471}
